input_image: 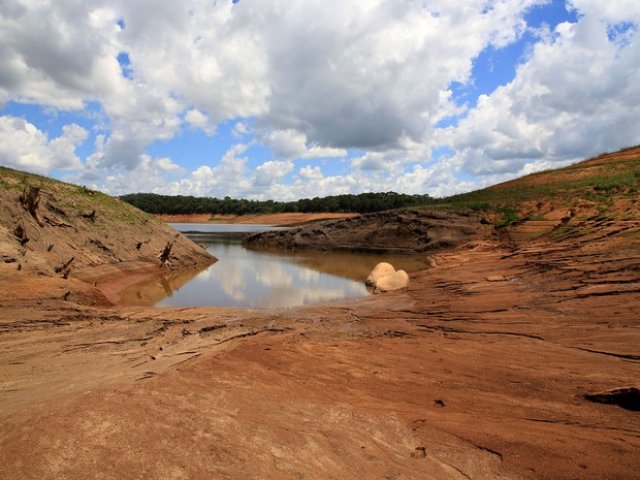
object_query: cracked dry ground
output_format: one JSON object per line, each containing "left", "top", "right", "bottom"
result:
{"left": 1, "top": 227, "right": 639, "bottom": 479}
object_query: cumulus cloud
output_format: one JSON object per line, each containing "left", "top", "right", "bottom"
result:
{"left": 0, "top": 116, "right": 87, "bottom": 173}
{"left": 161, "top": 143, "right": 251, "bottom": 197}
{"left": 0, "top": 1, "right": 543, "bottom": 164}
{"left": 298, "top": 165, "right": 323, "bottom": 181}
{"left": 256, "top": 1, "right": 545, "bottom": 150}
{"left": 0, "top": 2, "right": 123, "bottom": 109}
{"left": 441, "top": 0, "right": 640, "bottom": 181}
{"left": 254, "top": 160, "right": 294, "bottom": 186}
{"left": 73, "top": 155, "right": 181, "bottom": 196}
{"left": 184, "top": 109, "right": 210, "bottom": 131}
{"left": 232, "top": 121, "right": 250, "bottom": 138}
{"left": 261, "top": 129, "right": 347, "bottom": 159}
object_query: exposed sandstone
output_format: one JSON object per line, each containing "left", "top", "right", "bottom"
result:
{"left": 1, "top": 233, "right": 639, "bottom": 480}
{"left": 243, "top": 209, "right": 490, "bottom": 254}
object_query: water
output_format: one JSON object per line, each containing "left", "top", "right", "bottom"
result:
{"left": 117, "top": 224, "right": 428, "bottom": 308}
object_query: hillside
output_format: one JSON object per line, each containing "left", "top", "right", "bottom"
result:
{"left": 449, "top": 146, "right": 640, "bottom": 244}
{"left": 0, "top": 167, "right": 214, "bottom": 305}
{"left": 440, "top": 145, "right": 640, "bottom": 218}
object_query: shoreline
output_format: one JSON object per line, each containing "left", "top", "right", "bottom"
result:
{"left": 156, "top": 212, "right": 359, "bottom": 226}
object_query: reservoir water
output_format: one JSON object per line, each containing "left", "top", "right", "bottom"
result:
{"left": 117, "top": 224, "right": 427, "bottom": 308}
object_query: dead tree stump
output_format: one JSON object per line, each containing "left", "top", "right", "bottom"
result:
{"left": 13, "top": 224, "right": 29, "bottom": 245}
{"left": 19, "top": 187, "right": 44, "bottom": 226}
{"left": 80, "top": 210, "right": 97, "bottom": 221}
{"left": 54, "top": 257, "right": 75, "bottom": 278}
{"left": 159, "top": 241, "right": 173, "bottom": 265}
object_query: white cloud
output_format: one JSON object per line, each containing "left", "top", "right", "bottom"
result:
{"left": 70, "top": 152, "right": 181, "bottom": 195}
{"left": 351, "top": 152, "right": 389, "bottom": 172}
{"left": 184, "top": 109, "right": 210, "bottom": 130}
{"left": 0, "top": 1, "right": 544, "bottom": 166}
{"left": 254, "top": 160, "right": 294, "bottom": 186}
{"left": 0, "top": 116, "right": 87, "bottom": 173}
{"left": 261, "top": 129, "right": 347, "bottom": 160}
{"left": 232, "top": 121, "right": 250, "bottom": 138}
{"left": 256, "top": 1, "right": 545, "bottom": 150}
{"left": 163, "top": 143, "right": 251, "bottom": 197}
{"left": 298, "top": 165, "right": 323, "bottom": 181}
{"left": 0, "top": 2, "right": 123, "bottom": 109}
{"left": 441, "top": 1, "right": 640, "bottom": 182}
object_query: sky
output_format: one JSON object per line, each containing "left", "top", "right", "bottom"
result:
{"left": 0, "top": 0, "right": 639, "bottom": 200}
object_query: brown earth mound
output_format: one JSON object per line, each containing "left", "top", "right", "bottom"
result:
{"left": 0, "top": 167, "right": 214, "bottom": 305}
{"left": 244, "top": 209, "right": 491, "bottom": 253}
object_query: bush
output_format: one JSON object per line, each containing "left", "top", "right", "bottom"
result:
{"left": 496, "top": 207, "right": 520, "bottom": 227}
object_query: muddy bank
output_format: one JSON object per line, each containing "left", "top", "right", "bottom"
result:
{"left": 243, "top": 208, "right": 490, "bottom": 253}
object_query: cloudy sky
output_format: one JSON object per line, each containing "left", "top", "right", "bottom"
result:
{"left": 0, "top": 0, "right": 638, "bottom": 200}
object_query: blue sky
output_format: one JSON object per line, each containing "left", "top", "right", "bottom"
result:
{"left": 0, "top": 0, "right": 638, "bottom": 199}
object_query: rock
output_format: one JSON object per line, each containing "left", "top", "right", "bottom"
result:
{"left": 584, "top": 386, "right": 640, "bottom": 411}
{"left": 376, "top": 270, "right": 409, "bottom": 292}
{"left": 486, "top": 274, "right": 506, "bottom": 282}
{"left": 366, "top": 262, "right": 409, "bottom": 292}
{"left": 365, "top": 262, "right": 396, "bottom": 286}
{"left": 411, "top": 446, "right": 427, "bottom": 458}
{"left": 243, "top": 209, "right": 487, "bottom": 254}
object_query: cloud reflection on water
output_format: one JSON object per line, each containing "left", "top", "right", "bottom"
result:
{"left": 119, "top": 231, "right": 426, "bottom": 308}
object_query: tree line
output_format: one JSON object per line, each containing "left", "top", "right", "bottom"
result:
{"left": 120, "top": 191, "right": 434, "bottom": 215}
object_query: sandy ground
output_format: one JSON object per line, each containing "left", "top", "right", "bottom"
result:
{"left": 156, "top": 212, "right": 358, "bottom": 226}
{"left": 1, "top": 227, "right": 639, "bottom": 479}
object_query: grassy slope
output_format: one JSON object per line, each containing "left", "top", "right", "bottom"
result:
{"left": 0, "top": 167, "right": 213, "bottom": 288}
{"left": 0, "top": 167, "right": 154, "bottom": 226}
{"left": 432, "top": 146, "right": 640, "bottom": 226}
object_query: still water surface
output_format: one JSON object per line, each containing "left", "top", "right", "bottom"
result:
{"left": 117, "top": 224, "right": 427, "bottom": 308}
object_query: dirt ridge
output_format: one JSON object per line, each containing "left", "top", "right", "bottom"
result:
{"left": 243, "top": 208, "right": 491, "bottom": 253}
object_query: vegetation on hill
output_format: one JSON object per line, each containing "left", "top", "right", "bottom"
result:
{"left": 432, "top": 145, "right": 640, "bottom": 226}
{"left": 120, "top": 191, "right": 434, "bottom": 215}
{"left": 439, "top": 146, "right": 640, "bottom": 206}
{"left": 0, "top": 167, "right": 152, "bottom": 226}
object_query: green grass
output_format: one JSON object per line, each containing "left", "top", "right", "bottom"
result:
{"left": 496, "top": 207, "right": 521, "bottom": 227}
{"left": 424, "top": 152, "right": 640, "bottom": 217}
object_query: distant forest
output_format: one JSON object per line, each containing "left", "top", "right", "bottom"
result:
{"left": 120, "top": 192, "right": 434, "bottom": 215}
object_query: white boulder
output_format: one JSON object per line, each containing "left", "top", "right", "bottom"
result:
{"left": 366, "top": 262, "right": 409, "bottom": 292}
{"left": 366, "top": 262, "right": 396, "bottom": 286}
